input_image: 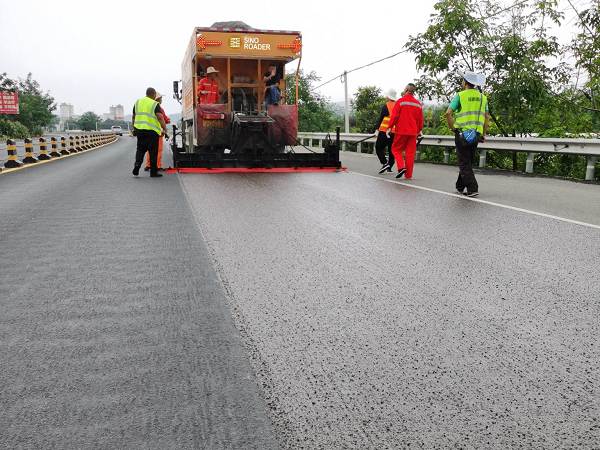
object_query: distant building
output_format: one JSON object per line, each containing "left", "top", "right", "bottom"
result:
{"left": 114, "top": 104, "right": 124, "bottom": 121}
{"left": 58, "top": 103, "right": 75, "bottom": 131}
{"left": 107, "top": 104, "right": 124, "bottom": 121}
{"left": 59, "top": 103, "right": 74, "bottom": 121}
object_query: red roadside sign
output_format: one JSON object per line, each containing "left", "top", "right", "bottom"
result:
{"left": 0, "top": 91, "right": 19, "bottom": 114}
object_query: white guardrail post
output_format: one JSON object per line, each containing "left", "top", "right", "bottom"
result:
{"left": 479, "top": 149, "right": 487, "bottom": 168}
{"left": 586, "top": 156, "right": 597, "bottom": 181}
{"left": 296, "top": 132, "right": 600, "bottom": 181}
{"left": 526, "top": 152, "right": 535, "bottom": 174}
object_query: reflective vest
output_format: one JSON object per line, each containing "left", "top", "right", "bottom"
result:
{"left": 455, "top": 89, "right": 487, "bottom": 134}
{"left": 378, "top": 100, "right": 396, "bottom": 132}
{"left": 134, "top": 97, "right": 161, "bottom": 135}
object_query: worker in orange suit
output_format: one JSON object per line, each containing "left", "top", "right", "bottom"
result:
{"left": 386, "top": 83, "right": 424, "bottom": 179}
{"left": 197, "top": 66, "right": 220, "bottom": 104}
{"left": 145, "top": 92, "right": 170, "bottom": 171}
{"left": 375, "top": 89, "right": 397, "bottom": 174}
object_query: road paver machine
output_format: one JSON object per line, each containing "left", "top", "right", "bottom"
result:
{"left": 171, "top": 22, "right": 341, "bottom": 170}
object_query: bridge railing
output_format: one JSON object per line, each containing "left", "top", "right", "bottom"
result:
{"left": 297, "top": 132, "right": 600, "bottom": 181}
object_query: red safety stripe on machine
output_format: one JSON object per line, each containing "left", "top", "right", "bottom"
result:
{"left": 166, "top": 167, "right": 346, "bottom": 174}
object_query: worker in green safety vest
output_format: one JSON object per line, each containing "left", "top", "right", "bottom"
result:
{"left": 132, "top": 87, "right": 168, "bottom": 178}
{"left": 445, "top": 72, "right": 490, "bottom": 197}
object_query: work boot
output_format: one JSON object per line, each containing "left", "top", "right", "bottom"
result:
{"left": 132, "top": 166, "right": 140, "bottom": 176}
{"left": 378, "top": 164, "right": 391, "bottom": 174}
{"left": 150, "top": 172, "right": 163, "bottom": 178}
{"left": 395, "top": 168, "right": 407, "bottom": 179}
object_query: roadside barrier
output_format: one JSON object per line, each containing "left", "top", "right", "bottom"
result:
{"left": 74, "top": 135, "right": 82, "bottom": 152}
{"left": 298, "top": 132, "right": 600, "bottom": 181}
{"left": 22, "top": 138, "right": 38, "bottom": 164}
{"left": 37, "top": 137, "right": 52, "bottom": 161}
{"left": 2, "top": 133, "right": 118, "bottom": 173}
{"left": 68, "top": 136, "right": 77, "bottom": 154}
{"left": 4, "top": 139, "right": 23, "bottom": 168}
{"left": 60, "top": 137, "right": 69, "bottom": 155}
{"left": 50, "top": 137, "right": 61, "bottom": 158}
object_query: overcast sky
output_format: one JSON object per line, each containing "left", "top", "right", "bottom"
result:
{"left": 0, "top": 0, "right": 581, "bottom": 116}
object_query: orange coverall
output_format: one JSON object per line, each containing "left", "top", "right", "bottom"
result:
{"left": 145, "top": 106, "right": 170, "bottom": 169}
{"left": 387, "top": 93, "right": 424, "bottom": 179}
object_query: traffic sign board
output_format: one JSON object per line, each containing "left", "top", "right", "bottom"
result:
{"left": 0, "top": 91, "right": 19, "bottom": 114}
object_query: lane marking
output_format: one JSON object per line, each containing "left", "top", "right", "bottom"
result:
{"left": 0, "top": 138, "right": 119, "bottom": 176}
{"left": 350, "top": 171, "right": 600, "bottom": 231}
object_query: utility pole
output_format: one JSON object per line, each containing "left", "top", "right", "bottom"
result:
{"left": 343, "top": 71, "right": 349, "bottom": 133}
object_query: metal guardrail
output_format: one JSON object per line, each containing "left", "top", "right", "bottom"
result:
{"left": 297, "top": 132, "right": 600, "bottom": 181}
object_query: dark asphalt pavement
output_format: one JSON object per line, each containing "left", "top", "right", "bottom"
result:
{"left": 1, "top": 137, "right": 599, "bottom": 449}
{"left": 0, "top": 137, "right": 277, "bottom": 449}
{"left": 340, "top": 150, "right": 600, "bottom": 227}
{"left": 181, "top": 169, "right": 600, "bottom": 448}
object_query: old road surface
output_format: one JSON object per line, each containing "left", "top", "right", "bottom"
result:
{"left": 1, "top": 137, "right": 599, "bottom": 449}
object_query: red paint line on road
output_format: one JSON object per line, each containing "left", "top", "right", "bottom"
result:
{"left": 167, "top": 167, "right": 347, "bottom": 174}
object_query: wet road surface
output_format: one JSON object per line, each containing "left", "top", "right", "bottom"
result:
{"left": 181, "top": 169, "right": 600, "bottom": 448}
{"left": 0, "top": 138, "right": 278, "bottom": 449}
{"left": 340, "top": 150, "right": 600, "bottom": 227}
{"left": 1, "top": 137, "right": 599, "bottom": 448}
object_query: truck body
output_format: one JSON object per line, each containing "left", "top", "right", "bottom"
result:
{"left": 171, "top": 22, "right": 340, "bottom": 169}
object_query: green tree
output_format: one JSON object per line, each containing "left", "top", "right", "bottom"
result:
{"left": 352, "top": 86, "right": 385, "bottom": 133}
{"left": 285, "top": 71, "right": 340, "bottom": 132}
{"left": 77, "top": 111, "right": 101, "bottom": 131}
{"left": 15, "top": 73, "right": 56, "bottom": 134}
{"left": 64, "top": 119, "right": 80, "bottom": 130}
{"left": 0, "top": 118, "right": 30, "bottom": 139}
{"left": 405, "top": 0, "right": 569, "bottom": 137}
{"left": 100, "top": 119, "right": 129, "bottom": 129}
{"left": 571, "top": 0, "right": 600, "bottom": 129}
{"left": 0, "top": 72, "right": 55, "bottom": 135}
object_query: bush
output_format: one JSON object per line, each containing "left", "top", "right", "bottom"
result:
{"left": 0, "top": 118, "right": 30, "bottom": 139}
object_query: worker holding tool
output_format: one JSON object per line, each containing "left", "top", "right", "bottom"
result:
{"left": 386, "top": 83, "right": 424, "bottom": 180}
{"left": 132, "top": 87, "right": 167, "bottom": 178}
{"left": 375, "top": 89, "right": 397, "bottom": 174}
{"left": 445, "top": 71, "right": 490, "bottom": 197}
{"left": 144, "top": 92, "right": 170, "bottom": 172}
{"left": 197, "top": 66, "right": 220, "bottom": 104}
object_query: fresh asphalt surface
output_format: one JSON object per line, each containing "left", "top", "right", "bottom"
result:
{"left": 339, "top": 150, "right": 600, "bottom": 227}
{"left": 0, "top": 138, "right": 277, "bottom": 449}
{"left": 1, "top": 137, "right": 599, "bottom": 448}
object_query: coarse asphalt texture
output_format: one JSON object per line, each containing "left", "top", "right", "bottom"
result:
{"left": 1, "top": 137, "right": 599, "bottom": 449}
{"left": 0, "top": 138, "right": 278, "bottom": 449}
{"left": 339, "top": 150, "right": 600, "bottom": 227}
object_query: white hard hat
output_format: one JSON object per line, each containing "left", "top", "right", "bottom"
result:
{"left": 463, "top": 71, "right": 486, "bottom": 87}
{"left": 155, "top": 92, "right": 163, "bottom": 99}
{"left": 385, "top": 89, "right": 397, "bottom": 100}
{"left": 206, "top": 66, "right": 219, "bottom": 74}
